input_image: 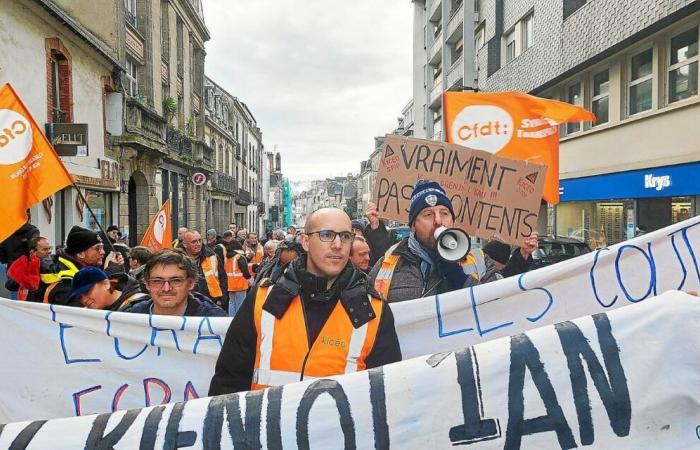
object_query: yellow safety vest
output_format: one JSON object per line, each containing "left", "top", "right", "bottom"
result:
{"left": 42, "top": 257, "right": 80, "bottom": 303}
{"left": 374, "top": 244, "right": 487, "bottom": 300}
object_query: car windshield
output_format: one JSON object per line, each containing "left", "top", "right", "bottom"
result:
{"left": 537, "top": 241, "right": 589, "bottom": 257}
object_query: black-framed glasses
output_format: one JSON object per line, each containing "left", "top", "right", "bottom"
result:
{"left": 306, "top": 230, "right": 355, "bottom": 244}
{"left": 146, "top": 277, "right": 187, "bottom": 289}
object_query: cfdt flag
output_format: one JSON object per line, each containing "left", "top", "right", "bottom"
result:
{"left": 140, "top": 199, "right": 172, "bottom": 251}
{"left": 443, "top": 91, "right": 596, "bottom": 204}
{"left": 0, "top": 83, "right": 73, "bottom": 242}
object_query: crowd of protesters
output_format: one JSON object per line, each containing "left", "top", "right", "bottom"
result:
{"left": 0, "top": 179, "right": 540, "bottom": 394}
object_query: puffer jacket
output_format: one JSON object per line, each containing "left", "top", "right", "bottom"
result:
{"left": 367, "top": 237, "right": 501, "bottom": 303}
{"left": 208, "top": 255, "right": 402, "bottom": 396}
{"left": 123, "top": 291, "right": 226, "bottom": 317}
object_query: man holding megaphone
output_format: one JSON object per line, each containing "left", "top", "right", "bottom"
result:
{"left": 368, "top": 180, "right": 502, "bottom": 303}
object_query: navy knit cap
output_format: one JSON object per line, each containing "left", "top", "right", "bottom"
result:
{"left": 408, "top": 180, "right": 455, "bottom": 226}
{"left": 69, "top": 266, "right": 109, "bottom": 300}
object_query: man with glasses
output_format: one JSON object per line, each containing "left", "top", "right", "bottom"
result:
{"left": 209, "top": 207, "right": 401, "bottom": 395}
{"left": 124, "top": 249, "right": 226, "bottom": 316}
{"left": 181, "top": 230, "right": 228, "bottom": 309}
{"left": 40, "top": 225, "right": 125, "bottom": 306}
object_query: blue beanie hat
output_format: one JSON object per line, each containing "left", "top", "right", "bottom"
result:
{"left": 408, "top": 180, "right": 455, "bottom": 226}
{"left": 69, "top": 267, "right": 109, "bottom": 300}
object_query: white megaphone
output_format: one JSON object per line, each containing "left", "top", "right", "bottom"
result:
{"left": 434, "top": 226, "right": 471, "bottom": 262}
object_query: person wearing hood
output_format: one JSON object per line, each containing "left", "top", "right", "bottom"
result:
{"left": 68, "top": 267, "right": 147, "bottom": 311}
{"left": 123, "top": 249, "right": 226, "bottom": 317}
{"left": 37, "top": 225, "right": 125, "bottom": 307}
{"left": 368, "top": 180, "right": 503, "bottom": 303}
{"left": 209, "top": 207, "right": 401, "bottom": 395}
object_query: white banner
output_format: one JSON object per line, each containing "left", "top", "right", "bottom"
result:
{"left": 1, "top": 291, "right": 699, "bottom": 449}
{"left": 0, "top": 217, "right": 699, "bottom": 423}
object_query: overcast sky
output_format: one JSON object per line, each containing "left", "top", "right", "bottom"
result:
{"left": 204, "top": 0, "right": 413, "bottom": 183}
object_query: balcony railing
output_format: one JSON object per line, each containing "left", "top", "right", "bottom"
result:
{"left": 430, "top": 32, "right": 443, "bottom": 63}
{"left": 124, "top": 100, "right": 167, "bottom": 145}
{"left": 429, "top": 0, "right": 442, "bottom": 21}
{"left": 236, "top": 188, "right": 251, "bottom": 206}
{"left": 124, "top": 9, "right": 136, "bottom": 27}
{"left": 447, "top": 55, "right": 464, "bottom": 89}
{"left": 447, "top": 5, "right": 464, "bottom": 39}
{"left": 430, "top": 80, "right": 443, "bottom": 106}
{"left": 166, "top": 127, "right": 193, "bottom": 157}
{"left": 212, "top": 172, "right": 236, "bottom": 194}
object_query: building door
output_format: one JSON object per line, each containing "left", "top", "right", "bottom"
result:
{"left": 128, "top": 177, "right": 138, "bottom": 247}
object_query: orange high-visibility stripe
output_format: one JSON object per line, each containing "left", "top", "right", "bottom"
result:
{"left": 201, "top": 255, "right": 223, "bottom": 298}
{"left": 251, "top": 285, "right": 383, "bottom": 390}
{"left": 374, "top": 246, "right": 487, "bottom": 300}
{"left": 226, "top": 253, "right": 248, "bottom": 292}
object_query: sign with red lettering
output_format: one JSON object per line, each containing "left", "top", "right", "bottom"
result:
{"left": 372, "top": 135, "right": 546, "bottom": 246}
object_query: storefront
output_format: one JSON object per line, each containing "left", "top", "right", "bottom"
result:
{"left": 556, "top": 162, "right": 700, "bottom": 248}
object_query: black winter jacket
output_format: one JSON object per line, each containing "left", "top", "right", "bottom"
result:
{"left": 108, "top": 273, "right": 147, "bottom": 311}
{"left": 363, "top": 221, "right": 394, "bottom": 267}
{"left": 208, "top": 256, "right": 402, "bottom": 395}
{"left": 123, "top": 291, "right": 227, "bottom": 316}
{"left": 0, "top": 223, "right": 39, "bottom": 266}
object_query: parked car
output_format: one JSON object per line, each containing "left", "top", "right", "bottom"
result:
{"left": 530, "top": 236, "right": 591, "bottom": 270}
{"left": 389, "top": 226, "right": 411, "bottom": 243}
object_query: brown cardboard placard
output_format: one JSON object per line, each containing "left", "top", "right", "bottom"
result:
{"left": 372, "top": 135, "right": 547, "bottom": 247}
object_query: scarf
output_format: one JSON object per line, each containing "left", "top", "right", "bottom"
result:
{"left": 407, "top": 233, "right": 439, "bottom": 282}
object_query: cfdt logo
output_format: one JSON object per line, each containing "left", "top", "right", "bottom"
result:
{"left": 450, "top": 105, "right": 514, "bottom": 153}
{"left": 0, "top": 109, "right": 33, "bottom": 165}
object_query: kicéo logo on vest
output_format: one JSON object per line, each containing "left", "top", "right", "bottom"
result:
{"left": 449, "top": 105, "right": 514, "bottom": 153}
{"left": 0, "top": 109, "right": 33, "bottom": 165}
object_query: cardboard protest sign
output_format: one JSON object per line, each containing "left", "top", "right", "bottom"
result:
{"left": 372, "top": 134, "right": 546, "bottom": 246}
{"left": 1, "top": 292, "right": 699, "bottom": 449}
{"left": 0, "top": 216, "right": 699, "bottom": 423}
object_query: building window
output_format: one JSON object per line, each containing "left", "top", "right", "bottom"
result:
{"left": 125, "top": 58, "right": 138, "bottom": 97}
{"left": 591, "top": 69, "right": 609, "bottom": 125}
{"left": 522, "top": 13, "right": 534, "bottom": 51}
{"left": 46, "top": 38, "right": 73, "bottom": 123}
{"left": 160, "top": 1, "right": 169, "bottom": 59}
{"left": 563, "top": 0, "right": 586, "bottom": 20}
{"left": 668, "top": 27, "right": 698, "bottom": 103}
{"left": 629, "top": 48, "right": 653, "bottom": 115}
{"left": 504, "top": 29, "right": 516, "bottom": 63}
{"left": 566, "top": 82, "right": 581, "bottom": 134}
{"left": 124, "top": 0, "right": 137, "bottom": 26}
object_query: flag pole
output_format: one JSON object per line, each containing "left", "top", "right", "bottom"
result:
{"left": 71, "top": 183, "right": 116, "bottom": 254}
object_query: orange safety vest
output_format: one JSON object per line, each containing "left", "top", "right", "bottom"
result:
{"left": 247, "top": 243, "right": 264, "bottom": 274}
{"left": 374, "top": 243, "right": 487, "bottom": 300}
{"left": 201, "top": 254, "right": 223, "bottom": 298}
{"left": 251, "top": 285, "right": 383, "bottom": 390}
{"left": 226, "top": 253, "right": 248, "bottom": 292}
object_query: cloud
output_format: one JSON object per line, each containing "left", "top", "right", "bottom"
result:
{"left": 204, "top": 0, "right": 413, "bottom": 180}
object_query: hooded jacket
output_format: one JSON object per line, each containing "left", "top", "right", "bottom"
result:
{"left": 208, "top": 255, "right": 402, "bottom": 396}
{"left": 123, "top": 291, "right": 227, "bottom": 317}
{"left": 367, "top": 237, "right": 502, "bottom": 303}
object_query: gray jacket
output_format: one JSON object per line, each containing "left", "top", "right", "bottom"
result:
{"left": 367, "top": 237, "right": 501, "bottom": 303}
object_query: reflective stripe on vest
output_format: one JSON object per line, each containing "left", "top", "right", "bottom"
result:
{"left": 40, "top": 257, "right": 79, "bottom": 285}
{"left": 251, "top": 285, "right": 383, "bottom": 390}
{"left": 42, "top": 257, "right": 80, "bottom": 303}
{"left": 373, "top": 245, "right": 487, "bottom": 299}
{"left": 201, "top": 255, "right": 223, "bottom": 298}
{"left": 226, "top": 253, "right": 248, "bottom": 292}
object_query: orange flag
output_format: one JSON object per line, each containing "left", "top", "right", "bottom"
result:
{"left": 0, "top": 83, "right": 74, "bottom": 242}
{"left": 140, "top": 199, "right": 172, "bottom": 251}
{"left": 443, "top": 91, "right": 596, "bottom": 204}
